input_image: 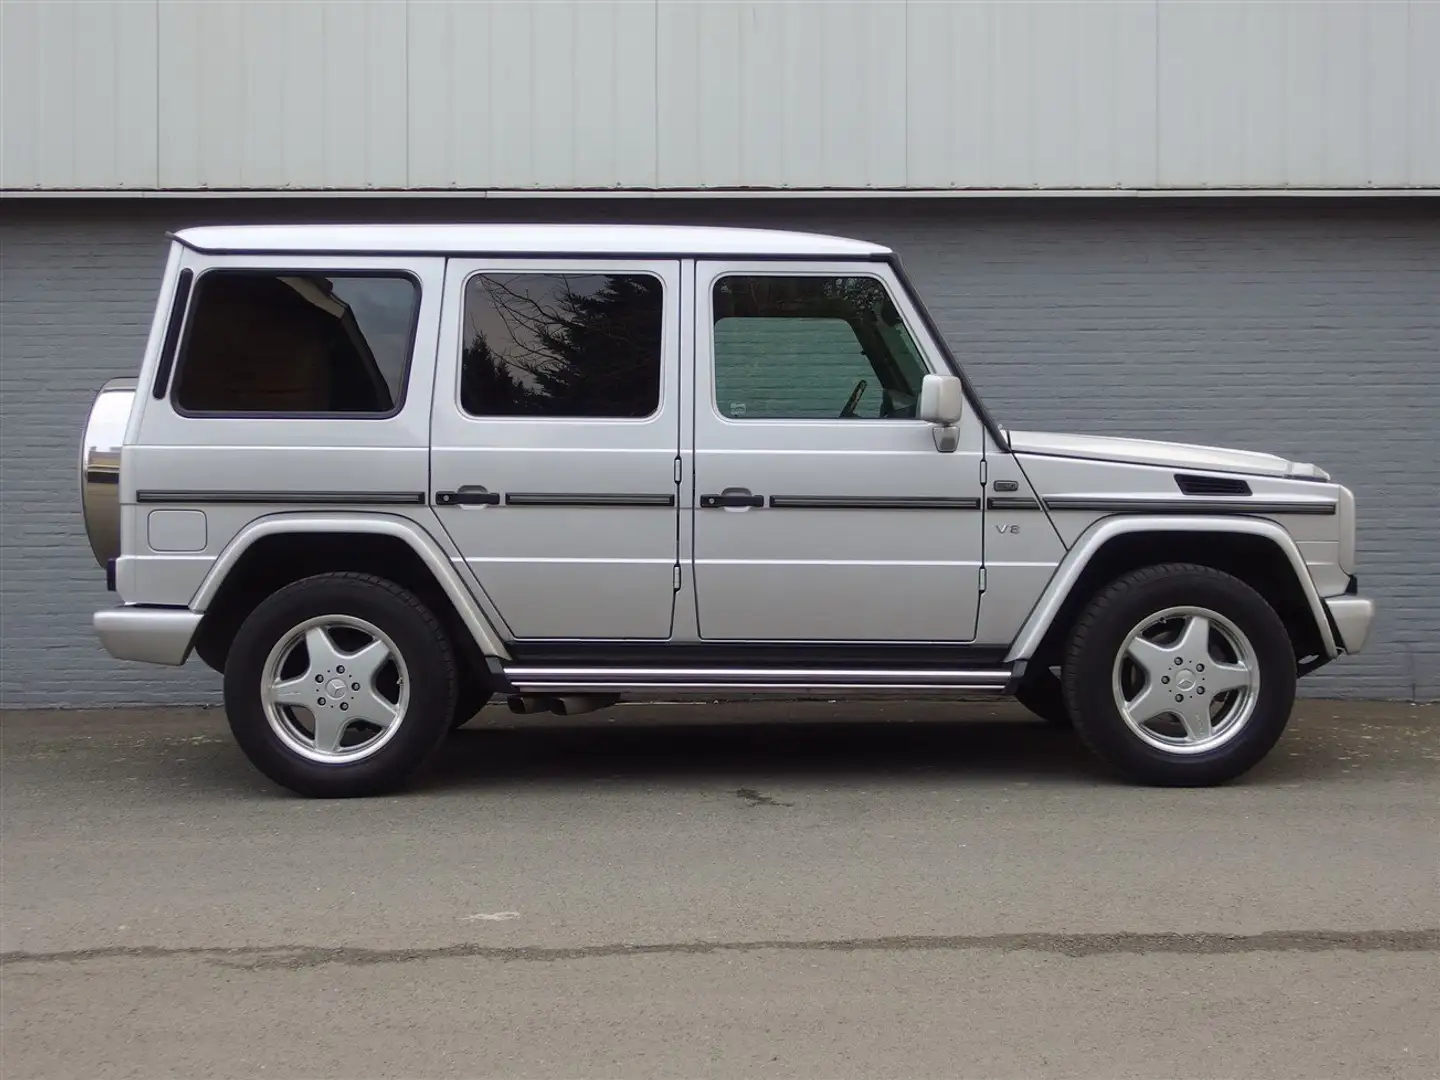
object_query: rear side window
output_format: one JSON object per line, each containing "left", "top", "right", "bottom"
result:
{"left": 171, "top": 271, "right": 419, "bottom": 415}
{"left": 459, "top": 271, "right": 663, "bottom": 418}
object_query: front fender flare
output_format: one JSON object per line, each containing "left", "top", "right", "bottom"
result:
{"left": 1003, "top": 515, "right": 1337, "bottom": 664}
{"left": 190, "top": 512, "right": 511, "bottom": 660}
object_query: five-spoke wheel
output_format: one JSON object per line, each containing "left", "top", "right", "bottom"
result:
{"left": 224, "top": 573, "right": 457, "bottom": 798}
{"left": 1062, "top": 563, "right": 1296, "bottom": 786}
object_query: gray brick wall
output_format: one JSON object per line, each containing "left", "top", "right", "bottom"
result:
{"left": 2, "top": 198, "right": 1436, "bottom": 705}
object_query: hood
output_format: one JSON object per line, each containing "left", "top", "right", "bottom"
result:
{"left": 1006, "top": 429, "right": 1330, "bottom": 481}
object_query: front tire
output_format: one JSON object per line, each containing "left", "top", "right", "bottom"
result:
{"left": 1061, "top": 563, "right": 1297, "bottom": 787}
{"left": 223, "top": 572, "right": 458, "bottom": 797}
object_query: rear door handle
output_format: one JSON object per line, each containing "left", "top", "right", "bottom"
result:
{"left": 435, "top": 486, "right": 500, "bottom": 507}
{"left": 700, "top": 488, "right": 764, "bottom": 509}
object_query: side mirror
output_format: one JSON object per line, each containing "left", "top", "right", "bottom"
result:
{"left": 918, "top": 374, "right": 963, "bottom": 452}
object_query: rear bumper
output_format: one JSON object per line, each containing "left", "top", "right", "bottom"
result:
{"left": 1323, "top": 594, "right": 1376, "bottom": 655}
{"left": 93, "top": 606, "right": 201, "bottom": 666}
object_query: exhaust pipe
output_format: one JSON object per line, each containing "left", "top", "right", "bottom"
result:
{"left": 506, "top": 694, "right": 619, "bottom": 717}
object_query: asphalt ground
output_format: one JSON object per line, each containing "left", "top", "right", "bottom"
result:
{"left": 1, "top": 699, "right": 1436, "bottom": 1079}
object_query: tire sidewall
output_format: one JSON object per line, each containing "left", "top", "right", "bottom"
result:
{"left": 224, "top": 574, "right": 457, "bottom": 797}
{"left": 1063, "top": 566, "right": 1297, "bottom": 785}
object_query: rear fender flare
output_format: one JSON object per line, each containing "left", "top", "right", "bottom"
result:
{"left": 190, "top": 512, "right": 511, "bottom": 660}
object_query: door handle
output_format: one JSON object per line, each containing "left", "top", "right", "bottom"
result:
{"left": 435, "top": 486, "right": 500, "bottom": 507}
{"left": 700, "top": 488, "right": 764, "bottom": 509}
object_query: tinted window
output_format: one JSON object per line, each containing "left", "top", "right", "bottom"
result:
{"left": 712, "top": 275, "right": 928, "bottom": 420}
{"left": 172, "top": 272, "right": 417, "bottom": 415}
{"left": 460, "top": 272, "right": 663, "bottom": 418}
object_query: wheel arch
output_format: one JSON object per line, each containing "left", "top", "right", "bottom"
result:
{"left": 190, "top": 513, "right": 510, "bottom": 673}
{"left": 1005, "top": 516, "right": 1337, "bottom": 673}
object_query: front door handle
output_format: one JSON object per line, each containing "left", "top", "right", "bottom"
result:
{"left": 700, "top": 488, "right": 764, "bottom": 509}
{"left": 435, "top": 486, "right": 500, "bottom": 507}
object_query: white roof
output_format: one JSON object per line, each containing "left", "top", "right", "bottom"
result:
{"left": 172, "top": 223, "right": 891, "bottom": 259}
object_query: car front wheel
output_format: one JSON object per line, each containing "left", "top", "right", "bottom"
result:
{"left": 223, "top": 572, "right": 458, "bottom": 797}
{"left": 1061, "top": 563, "right": 1297, "bottom": 786}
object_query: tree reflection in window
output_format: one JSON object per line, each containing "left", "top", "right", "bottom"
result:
{"left": 460, "top": 272, "right": 663, "bottom": 418}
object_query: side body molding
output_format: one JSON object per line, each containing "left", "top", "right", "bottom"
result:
{"left": 1004, "top": 515, "right": 1339, "bottom": 664}
{"left": 190, "top": 513, "right": 512, "bottom": 661}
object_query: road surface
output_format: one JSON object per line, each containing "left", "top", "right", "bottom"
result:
{"left": 2, "top": 699, "right": 1436, "bottom": 1078}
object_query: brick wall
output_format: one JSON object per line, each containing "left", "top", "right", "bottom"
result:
{"left": 1, "top": 198, "right": 1436, "bottom": 705}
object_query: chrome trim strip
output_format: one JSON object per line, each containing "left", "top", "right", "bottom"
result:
{"left": 767, "top": 496, "right": 982, "bottom": 511}
{"left": 136, "top": 490, "right": 426, "bottom": 506}
{"left": 504, "top": 493, "right": 677, "bottom": 508}
{"left": 1042, "top": 496, "right": 1336, "bottom": 516}
{"left": 93, "top": 606, "right": 201, "bottom": 666}
{"left": 504, "top": 666, "right": 1013, "bottom": 692}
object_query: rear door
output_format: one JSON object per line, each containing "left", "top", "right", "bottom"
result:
{"left": 430, "top": 258, "right": 682, "bottom": 640}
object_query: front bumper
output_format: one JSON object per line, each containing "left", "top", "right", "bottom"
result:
{"left": 1323, "top": 594, "right": 1376, "bottom": 655}
{"left": 93, "top": 606, "right": 201, "bottom": 666}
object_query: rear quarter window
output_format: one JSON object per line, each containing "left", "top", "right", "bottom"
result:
{"left": 171, "top": 271, "right": 419, "bottom": 416}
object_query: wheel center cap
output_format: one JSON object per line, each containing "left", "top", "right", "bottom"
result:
{"left": 1175, "top": 669, "right": 1198, "bottom": 692}
{"left": 326, "top": 677, "right": 349, "bottom": 699}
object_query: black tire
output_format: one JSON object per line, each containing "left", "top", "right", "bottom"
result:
{"left": 223, "top": 572, "right": 458, "bottom": 797}
{"left": 1014, "top": 668, "right": 1073, "bottom": 727}
{"left": 1061, "top": 563, "right": 1297, "bottom": 787}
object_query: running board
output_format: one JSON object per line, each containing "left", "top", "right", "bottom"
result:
{"left": 500, "top": 666, "right": 1016, "bottom": 696}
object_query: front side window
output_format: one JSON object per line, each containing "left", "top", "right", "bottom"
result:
{"left": 712, "top": 275, "right": 929, "bottom": 420}
{"left": 460, "top": 272, "right": 663, "bottom": 418}
{"left": 172, "top": 271, "right": 418, "bottom": 415}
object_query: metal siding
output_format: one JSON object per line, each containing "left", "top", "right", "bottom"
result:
{"left": 2, "top": 199, "right": 1436, "bottom": 705}
{"left": 0, "top": 0, "right": 159, "bottom": 190}
{"left": 3, "top": 0, "right": 1439, "bottom": 192}
{"left": 1156, "top": 0, "right": 1428, "bottom": 188}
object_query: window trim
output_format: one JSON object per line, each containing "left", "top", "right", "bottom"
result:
{"left": 706, "top": 268, "right": 937, "bottom": 426}
{"left": 167, "top": 267, "right": 423, "bottom": 421}
{"left": 455, "top": 266, "right": 667, "bottom": 424}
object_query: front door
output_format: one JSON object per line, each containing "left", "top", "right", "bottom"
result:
{"left": 430, "top": 258, "right": 682, "bottom": 640}
{"left": 689, "top": 261, "right": 985, "bottom": 642}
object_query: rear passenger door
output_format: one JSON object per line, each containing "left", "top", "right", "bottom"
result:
{"left": 429, "top": 259, "right": 682, "bottom": 640}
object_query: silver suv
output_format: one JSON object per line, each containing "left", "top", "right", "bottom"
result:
{"left": 81, "top": 224, "right": 1376, "bottom": 797}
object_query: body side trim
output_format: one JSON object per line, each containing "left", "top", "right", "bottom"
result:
{"left": 503, "top": 492, "right": 677, "bottom": 508}
{"left": 137, "top": 490, "right": 426, "bottom": 506}
{"left": 1003, "top": 515, "right": 1339, "bottom": 664}
{"left": 767, "top": 495, "right": 981, "bottom": 511}
{"left": 987, "top": 496, "right": 1043, "bottom": 511}
{"left": 1043, "top": 495, "right": 1336, "bottom": 515}
{"left": 190, "top": 512, "right": 510, "bottom": 659}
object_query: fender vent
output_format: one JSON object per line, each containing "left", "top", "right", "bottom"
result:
{"left": 1175, "top": 473, "right": 1252, "bottom": 497}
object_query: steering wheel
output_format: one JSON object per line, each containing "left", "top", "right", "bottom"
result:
{"left": 839, "top": 378, "right": 868, "bottom": 419}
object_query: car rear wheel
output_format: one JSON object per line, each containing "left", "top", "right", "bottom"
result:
{"left": 1061, "top": 563, "right": 1297, "bottom": 786}
{"left": 223, "top": 572, "right": 457, "bottom": 797}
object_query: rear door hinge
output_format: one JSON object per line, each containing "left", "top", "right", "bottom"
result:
{"left": 979, "top": 458, "right": 988, "bottom": 485}
{"left": 673, "top": 564, "right": 682, "bottom": 590}
{"left": 674, "top": 457, "right": 682, "bottom": 485}
{"left": 978, "top": 567, "right": 987, "bottom": 593}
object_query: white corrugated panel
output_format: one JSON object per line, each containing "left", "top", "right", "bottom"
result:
{"left": 1156, "top": 0, "right": 1423, "bottom": 188}
{"left": 1, "top": 0, "right": 158, "bottom": 189}
{"left": 2, "top": 0, "right": 1437, "bottom": 192}
{"left": 407, "top": 0, "right": 658, "bottom": 189}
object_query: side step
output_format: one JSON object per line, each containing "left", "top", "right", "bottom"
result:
{"left": 499, "top": 665, "right": 1016, "bottom": 697}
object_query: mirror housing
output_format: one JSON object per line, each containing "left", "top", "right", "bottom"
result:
{"left": 918, "top": 374, "right": 963, "bottom": 452}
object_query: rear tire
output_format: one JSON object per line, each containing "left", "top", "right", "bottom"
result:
{"left": 1061, "top": 563, "right": 1296, "bottom": 787}
{"left": 223, "top": 572, "right": 457, "bottom": 797}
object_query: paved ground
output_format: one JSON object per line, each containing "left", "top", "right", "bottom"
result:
{"left": 1, "top": 699, "right": 1436, "bottom": 1079}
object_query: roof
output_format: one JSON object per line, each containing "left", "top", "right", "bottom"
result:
{"left": 171, "top": 223, "right": 892, "bottom": 259}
